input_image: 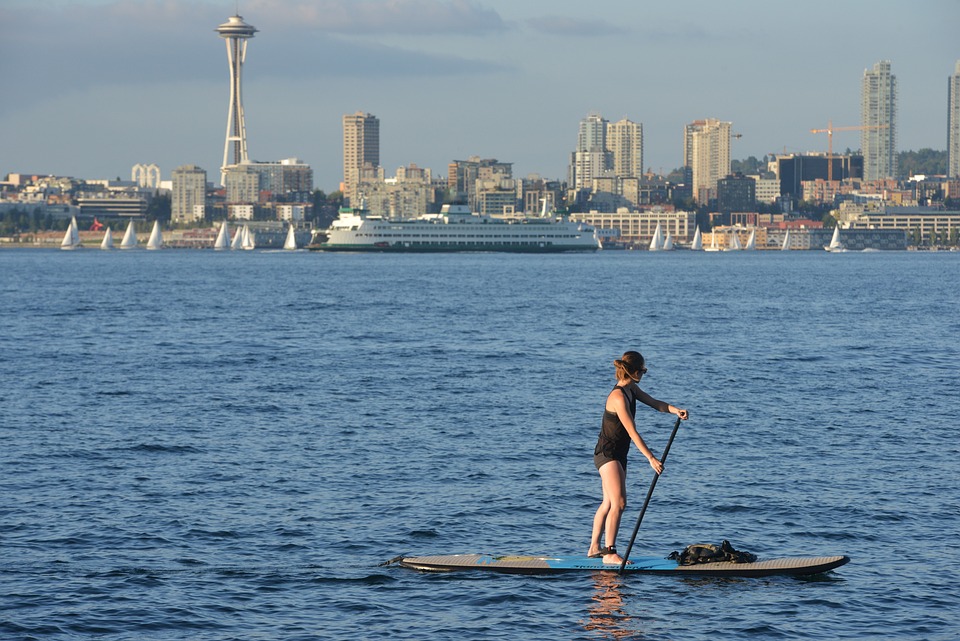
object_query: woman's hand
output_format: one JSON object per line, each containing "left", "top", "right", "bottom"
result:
{"left": 674, "top": 407, "right": 689, "bottom": 420}
{"left": 648, "top": 456, "right": 664, "bottom": 474}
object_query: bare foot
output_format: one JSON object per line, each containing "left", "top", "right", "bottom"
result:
{"left": 602, "top": 552, "right": 627, "bottom": 565}
{"left": 587, "top": 545, "right": 603, "bottom": 558}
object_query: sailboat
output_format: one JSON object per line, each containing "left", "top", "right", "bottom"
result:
{"left": 100, "top": 226, "right": 114, "bottom": 250}
{"left": 214, "top": 220, "right": 230, "bottom": 250}
{"left": 240, "top": 224, "right": 255, "bottom": 250}
{"left": 690, "top": 226, "right": 703, "bottom": 251}
{"left": 230, "top": 226, "right": 243, "bottom": 250}
{"left": 648, "top": 222, "right": 664, "bottom": 251}
{"left": 662, "top": 232, "right": 674, "bottom": 251}
{"left": 704, "top": 230, "right": 720, "bottom": 252}
{"left": 724, "top": 230, "right": 743, "bottom": 251}
{"left": 824, "top": 226, "right": 846, "bottom": 252}
{"left": 120, "top": 220, "right": 138, "bottom": 249}
{"left": 744, "top": 229, "right": 756, "bottom": 251}
{"left": 146, "top": 220, "right": 163, "bottom": 250}
{"left": 781, "top": 229, "right": 791, "bottom": 250}
{"left": 283, "top": 223, "right": 298, "bottom": 250}
{"left": 60, "top": 216, "right": 81, "bottom": 250}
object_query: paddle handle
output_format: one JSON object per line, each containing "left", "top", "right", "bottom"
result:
{"left": 618, "top": 415, "right": 683, "bottom": 574}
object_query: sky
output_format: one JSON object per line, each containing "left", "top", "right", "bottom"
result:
{"left": 1, "top": 0, "right": 958, "bottom": 190}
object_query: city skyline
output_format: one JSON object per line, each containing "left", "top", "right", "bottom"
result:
{"left": 1, "top": 0, "right": 958, "bottom": 188}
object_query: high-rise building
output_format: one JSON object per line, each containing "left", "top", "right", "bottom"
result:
{"left": 948, "top": 60, "right": 960, "bottom": 178}
{"left": 171, "top": 165, "right": 207, "bottom": 223}
{"left": 569, "top": 113, "right": 611, "bottom": 190}
{"left": 578, "top": 113, "right": 608, "bottom": 152}
{"left": 684, "top": 119, "right": 732, "bottom": 203}
{"left": 343, "top": 112, "right": 380, "bottom": 205}
{"left": 607, "top": 119, "right": 644, "bottom": 179}
{"left": 216, "top": 14, "right": 258, "bottom": 186}
{"left": 861, "top": 60, "right": 897, "bottom": 181}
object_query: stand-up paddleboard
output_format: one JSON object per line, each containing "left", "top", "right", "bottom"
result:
{"left": 396, "top": 553, "right": 849, "bottom": 577}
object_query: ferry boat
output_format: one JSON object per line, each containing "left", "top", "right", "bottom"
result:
{"left": 314, "top": 204, "right": 601, "bottom": 252}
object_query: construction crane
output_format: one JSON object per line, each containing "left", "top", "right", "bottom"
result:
{"left": 809, "top": 120, "right": 888, "bottom": 182}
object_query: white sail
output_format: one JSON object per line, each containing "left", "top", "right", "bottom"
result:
{"left": 60, "top": 216, "right": 80, "bottom": 250}
{"left": 825, "top": 226, "right": 845, "bottom": 252}
{"left": 120, "top": 220, "right": 137, "bottom": 249}
{"left": 241, "top": 224, "right": 255, "bottom": 250}
{"left": 662, "top": 232, "right": 674, "bottom": 250}
{"left": 744, "top": 229, "right": 756, "bottom": 250}
{"left": 214, "top": 220, "right": 230, "bottom": 250}
{"left": 146, "top": 220, "right": 163, "bottom": 250}
{"left": 648, "top": 222, "right": 663, "bottom": 251}
{"left": 691, "top": 226, "right": 703, "bottom": 250}
{"left": 231, "top": 226, "right": 243, "bottom": 249}
{"left": 728, "top": 230, "right": 742, "bottom": 251}
{"left": 100, "top": 226, "right": 114, "bottom": 250}
{"left": 283, "top": 223, "right": 298, "bottom": 250}
{"left": 705, "top": 229, "right": 720, "bottom": 251}
{"left": 781, "top": 229, "right": 791, "bottom": 250}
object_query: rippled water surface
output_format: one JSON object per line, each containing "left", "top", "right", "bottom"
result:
{"left": 2, "top": 249, "right": 958, "bottom": 640}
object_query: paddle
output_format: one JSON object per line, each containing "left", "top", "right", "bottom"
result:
{"left": 618, "top": 415, "right": 683, "bottom": 574}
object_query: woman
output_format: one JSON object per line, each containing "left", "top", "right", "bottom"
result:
{"left": 589, "top": 351, "right": 688, "bottom": 564}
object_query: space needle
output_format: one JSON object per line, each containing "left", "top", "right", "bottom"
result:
{"left": 216, "top": 14, "right": 258, "bottom": 186}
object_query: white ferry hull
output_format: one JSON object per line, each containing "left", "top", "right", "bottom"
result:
{"left": 316, "top": 207, "right": 600, "bottom": 253}
{"left": 320, "top": 239, "right": 598, "bottom": 253}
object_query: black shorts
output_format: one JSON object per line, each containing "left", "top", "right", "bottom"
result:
{"left": 593, "top": 451, "right": 627, "bottom": 471}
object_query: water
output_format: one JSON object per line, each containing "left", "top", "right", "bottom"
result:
{"left": 1, "top": 249, "right": 958, "bottom": 640}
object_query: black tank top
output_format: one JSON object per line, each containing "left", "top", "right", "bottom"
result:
{"left": 594, "top": 385, "right": 638, "bottom": 464}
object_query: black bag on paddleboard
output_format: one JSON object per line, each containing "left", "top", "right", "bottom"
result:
{"left": 667, "top": 540, "right": 757, "bottom": 565}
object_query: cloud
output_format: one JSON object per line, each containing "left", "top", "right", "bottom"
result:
{"left": 243, "top": 0, "right": 508, "bottom": 35}
{"left": 0, "top": 0, "right": 511, "bottom": 117}
{"left": 525, "top": 14, "right": 631, "bottom": 37}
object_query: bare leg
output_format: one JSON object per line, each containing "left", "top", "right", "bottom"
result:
{"left": 589, "top": 495, "right": 610, "bottom": 557}
{"left": 589, "top": 461, "right": 628, "bottom": 563}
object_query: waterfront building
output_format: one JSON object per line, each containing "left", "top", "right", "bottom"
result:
{"left": 171, "top": 165, "right": 207, "bottom": 223}
{"left": 949, "top": 61, "right": 960, "bottom": 178}
{"left": 861, "top": 60, "right": 898, "bottom": 181}
{"left": 843, "top": 205, "right": 960, "bottom": 245}
{"left": 343, "top": 112, "right": 380, "bottom": 205}
{"left": 216, "top": 14, "right": 258, "bottom": 186}
{"left": 570, "top": 208, "right": 695, "bottom": 248}
{"left": 706, "top": 226, "right": 765, "bottom": 250}
{"left": 684, "top": 119, "right": 732, "bottom": 204}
